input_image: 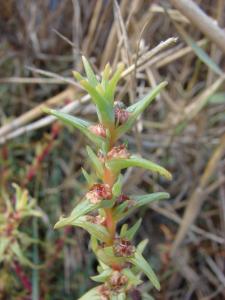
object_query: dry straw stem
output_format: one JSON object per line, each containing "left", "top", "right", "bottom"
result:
{"left": 166, "top": 76, "right": 225, "bottom": 127}
{"left": 0, "top": 99, "right": 89, "bottom": 145}
{"left": 0, "top": 87, "right": 76, "bottom": 138}
{"left": 170, "top": 0, "right": 225, "bottom": 54}
{"left": 171, "top": 132, "right": 225, "bottom": 256}
{"left": 150, "top": 4, "right": 190, "bottom": 24}
{"left": 100, "top": 0, "right": 129, "bottom": 68}
{"left": 151, "top": 203, "right": 225, "bottom": 245}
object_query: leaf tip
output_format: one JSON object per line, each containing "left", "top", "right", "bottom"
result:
{"left": 42, "top": 106, "right": 51, "bottom": 114}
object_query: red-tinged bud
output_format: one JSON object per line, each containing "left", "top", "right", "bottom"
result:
{"left": 113, "top": 238, "right": 135, "bottom": 257}
{"left": 98, "top": 284, "right": 111, "bottom": 300}
{"left": 116, "top": 194, "right": 130, "bottom": 204}
{"left": 116, "top": 194, "right": 135, "bottom": 210}
{"left": 109, "top": 271, "right": 128, "bottom": 291}
{"left": 107, "top": 144, "right": 130, "bottom": 160}
{"left": 86, "top": 183, "right": 112, "bottom": 204}
{"left": 114, "top": 107, "right": 130, "bottom": 125}
{"left": 89, "top": 124, "right": 106, "bottom": 138}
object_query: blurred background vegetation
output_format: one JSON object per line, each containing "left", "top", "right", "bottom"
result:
{"left": 0, "top": 0, "right": 225, "bottom": 299}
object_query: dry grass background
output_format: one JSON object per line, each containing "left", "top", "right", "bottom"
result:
{"left": 0, "top": 0, "right": 225, "bottom": 299}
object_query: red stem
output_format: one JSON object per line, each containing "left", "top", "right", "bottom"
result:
{"left": 13, "top": 261, "right": 32, "bottom": 293}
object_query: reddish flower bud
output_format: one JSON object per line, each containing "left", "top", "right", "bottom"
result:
{"left": 115, "top": 107, "right": 130, "bottom": 125}
{"left": 89, "top": 124, "right": 106, "bottom": 138}
{"left": 116, "top": 194, "right": 130, "bottom": 204}
{"left": 109, "top": 271, "right": 127, "bottom": 291}
{"left": 98, "top": 284, "right": 111, "bottom": 300}
{"left": 86, "top": 183, "right": 112, "bottom": 204}
{"left": 113, "top": 238, "right": 135, "bottom": 257}
{"left": 107, "top": 144, "right": 130, "bottom": 160}
{"left": 116, "top": 194, "right": 135, "bottom": 210}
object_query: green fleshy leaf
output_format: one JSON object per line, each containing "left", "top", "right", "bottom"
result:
{"left": 90, "top": 236, "right": 99, "bottom": 253}
{"left": 44, "top": 108, "right": 104, "bottom": 147}
{"left": 112, "top": 293, "right": 126, "bottom": 300}
{"left": 73, "top": 216, "right": 110, "bottom": 242}
{"left": 125, "top": 219, "right": 142, "bottom": 240}
{"left": 79, "top": 80, "right": 114, "bottom": 124}
{"left": 86, "top": 146, "right": 104, "bottom": 178}
{"left": 54, "top": 198, "right": 99, "bottom": 229}
{"left": 96, "top": 83, "right": 105, "bottom": 97}
{"left": 106, "top": 155, "right": 172, "bottom": 180}
{"left": 73, "top": 70, "right": 85, "bottom": 82}
{"left": 0, "top": 238, "right": 10, "bottom": 259}
{"left": 100, "top": 199, "right": 115, "bottom": 208}
{"left": 113, "top": 193, "right": 170, "bottom": 221}
{"left": 21, "top": 209, "right": 43, "bottom": 219}
{"left": 96, "top": 246, "right": 127, "bottom": 266}
{"left": 11, "top": 242, "right": 42, "bottom": 269}
{"left": 82, "top": 168, "right": 95, "bottom": 187}
{"left": 116, "top": 81, "right": 167, "bottom": 138}
{"left": 129, "top": 251, "right": 160, "bottom": 291}
{"left": 105, "top": 63, "right": 124, "bottom": 103}
{"left": 122, "top": 268, "right": 142, "bottom": 285}
{"left": 82, "top": 56, "right": 99, "bottom": 87}
{"left": 78, "top": 286, "right": 101, "bottom": 300}
{"left": 101, "top": 63, "right": 111, "bottom": 89}
{"left": 112, "top": 174, "right": 123, "bottom": 197}
{"left": 91, "top": 268, "right": 112, "bottom": 283}
{"left": 120, "top": 223, "right": 128, "bottom": 238}
{"left": 137, "top": 239, "right": 149, "bottom": 254}
{"left": 142, "top": 294, "right": 155, "bottom": 300}
{"left": 133, "top": 192, "right": 170, "bottom": 208}
{"left": 112, "top": 201, "right": 129, "bottom": 220}
{"left": 17, "top": 231, "right": 42, "bottom": 247}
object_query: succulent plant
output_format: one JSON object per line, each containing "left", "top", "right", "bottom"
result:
{"left": 45, "top": 57, "right": 171, "bottom": 299}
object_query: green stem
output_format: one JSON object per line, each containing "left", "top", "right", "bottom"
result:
{"left": 32, "top": 217, "right": 39, "bottom": 300}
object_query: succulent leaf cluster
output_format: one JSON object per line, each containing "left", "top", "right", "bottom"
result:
{"left": 0, "top": 184, "right": 43, "bottom": 268}
{"left": 45, "top": 57, "right": 171, "bottom": 299}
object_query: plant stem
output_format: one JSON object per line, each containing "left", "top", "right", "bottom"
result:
{"left": 32, "top": 217, "right": 40, "bottom": 300}
{"left": 105, "top": 208, "right": 116, "bottom": 244}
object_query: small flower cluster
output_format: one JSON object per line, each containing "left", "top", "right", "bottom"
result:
{"left": 86, "top": 183, "right": 112, "bottom": 204}
{"left": 113, "top": 238, "right": 135, "bottom": 257}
